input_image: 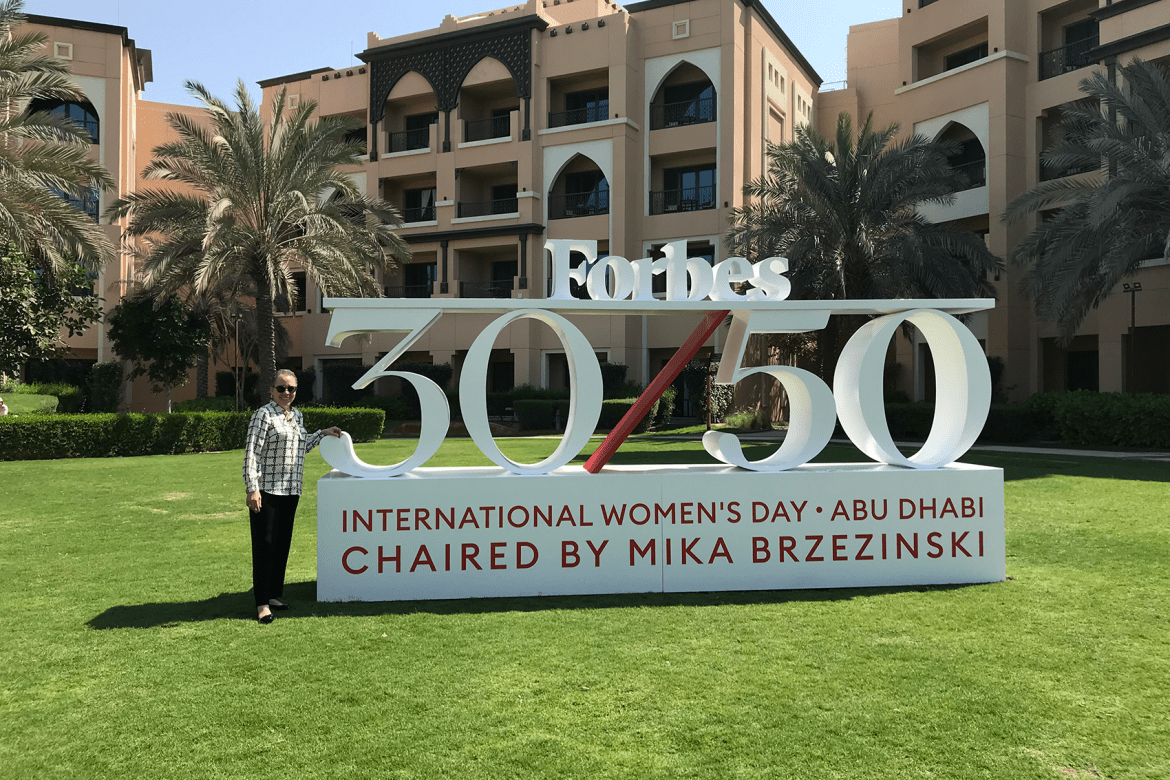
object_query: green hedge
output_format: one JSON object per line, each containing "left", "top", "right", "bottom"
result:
{"left": 869, "top": 403, "right": 1042, "bottom": 444}
{"left": 1039, "top": 391, "right": 1170, "bottom": 448}
{"left": 0, "top": 381, "right": 84, "bottom": 413}
{"left": 513, "top": 400, "right": 570, "bottom": 430}
{"left": 0, "top": 407, "right": 384, "bottom": 461}
{"left": 513, "top": 398, "right": 658, "bottom": 433}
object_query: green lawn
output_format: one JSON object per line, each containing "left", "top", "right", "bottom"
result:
{"left": 1, "top": 438, "right": 1167, "bottom": 779}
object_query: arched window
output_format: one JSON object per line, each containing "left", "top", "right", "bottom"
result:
{"left": 937, "top": 123, "right": 985, "bottom": 191}
{"left": 28, "top": 98, "right": 99, "bottom": 143}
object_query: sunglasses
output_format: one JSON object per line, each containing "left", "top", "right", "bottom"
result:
{"left": 274, "top": 385, "right": 298, "bottom": 394}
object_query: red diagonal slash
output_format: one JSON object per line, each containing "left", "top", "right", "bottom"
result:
{"left": 584, "top": 309, "right": 730, "bottom": 473}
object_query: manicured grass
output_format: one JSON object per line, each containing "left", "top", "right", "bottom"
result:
{"left": 1, "top": 438, "right": 1167, "bottom": 779}
{"left": 2, "top": 393, "right": 58, "bottom": 414}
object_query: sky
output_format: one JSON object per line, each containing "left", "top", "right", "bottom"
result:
{"left": 26, "top": 0, "right": 902, "bottom": 106}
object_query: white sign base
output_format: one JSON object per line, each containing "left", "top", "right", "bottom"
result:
{"left": 317, "top": 463, "right": 1004, "bottom": 602}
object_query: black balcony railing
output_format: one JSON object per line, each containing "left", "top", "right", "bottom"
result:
{"left": 548, "top": 101, "right": 609, "bottom": 129}
{"left": 548, "top": 190, "right": 610, "bottom": 220}
{"left": 402, "top": 205, "right": 436, "bottom": 223}
{"left": 649, "top": 186, "right": 716, "bottom": 215}
{"left": 388, "top": 127, "right": 431, "bottom": 153}
{"left": 464, "top": 115, "right": 511, "bottom": 142}
{"left": 460, "top": 280, "right": 513, "bottom": 299}
{"left": 383, "top": 284, "right": 433, "bottom": 299}
{"left": 1040, "top": 159, "right": 1099, "bottom": 182}
{"left": 650, "top": 96, "right": 716, "bottom": 130}
{"left": 951, "top": 159, "right": 987, "bottom": 190}
{"left": 1039, "top": 35, "right": 1099, "bottom": 80}
{"left": 457, "top": 197, "right": 519, "bottom": 218}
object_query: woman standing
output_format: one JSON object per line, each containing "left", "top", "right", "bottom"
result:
{"left": 243, "top": 369, "right": 343, "bottom": 623}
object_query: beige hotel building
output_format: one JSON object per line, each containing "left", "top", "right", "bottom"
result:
{"left": 24, "top": 0, "right": 1170, "bottom": 410}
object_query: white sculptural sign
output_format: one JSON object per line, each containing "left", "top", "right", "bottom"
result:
{"left": 316, "top": 239, "right": 1005, "bottom": 602}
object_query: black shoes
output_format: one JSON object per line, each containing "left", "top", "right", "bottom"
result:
{"left": 268, "top": 600, "right": 290, "bottom": 611}
{"left": 258, "top": 612, "right": 275, "bottom": 624}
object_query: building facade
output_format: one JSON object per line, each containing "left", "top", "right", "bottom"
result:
{"left": 256, "top": 0, "right": 820, "bottom": 400}
{"left": 821, "top": 0, "right": 1170, "bottom": 401}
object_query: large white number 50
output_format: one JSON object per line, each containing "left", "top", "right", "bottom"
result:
{"left": 702, "top": 310, "right": 837, "bottom": 471}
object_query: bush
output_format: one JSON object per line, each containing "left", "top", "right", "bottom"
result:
{"left": 509, "top": 384, "right": 570, "bottom": 401}
{"left": 301, "top": 407, "right": 384, "bottom": 443}
{"left": 395, "top": 363, "right": 454, "bottom": 418}
{"left": 679, "top": 361, "right": 734, "bottom": 422}
{"left": 173, "top": 396, "right": 236, "bottom": 412}
{"left": 655, "top": 385, "right": 677, "bottom": 427}
{"left": 514, "top": 399, "right": 570, "bottom": 431}
{"left": 723, "top": 406, "right": 772, "bottom": 431}
{"left": 90, "top": 362, "right": 122, "bottom": 413}
{"left": 350, "top": 395, "right": 413, "bottom": 423}
{"left": 1045, "top": 391, "right": 1170, "bottom": 448}
{"left": 294, "top": 368, "right": 316, "bottom": 404}
{"left": 597, "top": 398, "right": 658, "bottom": 433}
{"left": 0, "top": 407, "right": 384, "bottom": 460}
{"left": 321, "top": 364, "right": 372, "bottom": 406}
{"left": 599, "top": 363, "right": 629, "bottom": 398}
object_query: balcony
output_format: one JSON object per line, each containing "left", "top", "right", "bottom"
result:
{"left": 548, "top": 102, "right": 609, "bottom": 129}
{"left": 650, "top": 96, "right": 716, "bottom": 131}
{"left": 460, "top": 280, "right": 513, "bottom": 299}
{"left": 402, "top": 205, "right": 436, "bottom": 223}
{"left": 649, "top": 186, "right": 715, "bottom": 216}
{"left": 1039, "top": 35, "right": 1098, "bottom": 80}
{"left": 457, "top": 197, "right": 519, "bottom": 219}
{"left": 1040, "top": 160, "right": 1098, "bottom": 182}
{"left": 387, "top": 127, "right": 431, "bottom": 153}
{"left": 951, "top": 158, "right": 986, "bottom": 191}
{"left": 383, "top": 284, "right": 432, "bottom": 299}
{"left": 548, "top": 190, "right": 609, "bottom": 220}
{"left": 464, "top": 115, "right": 510, "bottom": 143}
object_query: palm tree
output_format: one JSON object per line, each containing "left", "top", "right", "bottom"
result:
{"left": 1005, "top": 58, "right": 1170, "bottom": 344}
{"left": 727, "top": 112, "right": 1000, "bottom": 377}
{"left": 0, "top": 0, "right": 115, "bottom": 275}
{"left": 108, "top": 80, "right": 411, "bottom": 397}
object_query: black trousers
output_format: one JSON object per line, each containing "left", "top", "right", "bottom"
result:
{"left": 249, "top": 491, "right": 300, "bottom": 607}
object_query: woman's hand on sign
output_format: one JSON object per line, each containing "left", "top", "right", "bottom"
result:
{"left": 323, "top": 427, "right": 344, "bottom": 438}
{"left": 246, "top": 491, "right": 262, "bottom": 512}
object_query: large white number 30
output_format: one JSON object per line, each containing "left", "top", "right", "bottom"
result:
{"left": 319, "top": 308, "right": 602, "bottom": 477}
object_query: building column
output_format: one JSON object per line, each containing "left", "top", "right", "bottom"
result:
{"left": 523, "top": 96, "right": 531, "bottom": 141}
{"left": 518, "top": 233, "right": 528, "bottom": 290}
{"left": 369, "top": 118, "right": 379, "bottom": 161}
{"left": 443, "top": 110, "right": 452, "bottom": 152}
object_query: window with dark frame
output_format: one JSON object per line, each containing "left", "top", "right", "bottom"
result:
{"left": 944, "top": 42, "right": 988, "bottom": 72}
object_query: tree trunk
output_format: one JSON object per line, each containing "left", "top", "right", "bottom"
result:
{"left": 196, "top": 349, "right": 209, "bottom": 398}
{"left": 254, "top": 274, "right": 278, "bottom": 407}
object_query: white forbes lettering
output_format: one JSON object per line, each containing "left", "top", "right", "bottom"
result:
{"left": 545, "top": 239, "right": 791, "bottom": 302}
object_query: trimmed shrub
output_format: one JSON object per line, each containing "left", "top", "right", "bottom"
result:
{"left": 349, "top": 395, "right": 413, "bottom": 424}
{"left": 514, "top": 399, "right": 570, "bottom": 430}
{"left": 0, "top": 407, "right": 383, "bottom": 460}
{"left": 1047, "top": 391, "right": 1170, "bottom": 448}
{"left": 509, "top": 384, "right": 570, "bottom": 401}
{"left": 89, "top": 362, "right": 122, "bottom": 413}
{"left": 321, "top": 363, "right": 372, "bottom": 406}
{"left": 597, "top": 398, "right": 658, "bottom": 433}
{"left": 599, "top": 363, "right": 629, "bottom": 398}
{"left": 655, "top": 385, "right": 677, "bottom": 427}
{"left": 395, "top": 363, "right": 454, "bottom": 418}
{"left": 173, "top": 396, "right": 236, "bottom": 412}
{"left": 301, "top": 407, "right": 384, "bottom": 442}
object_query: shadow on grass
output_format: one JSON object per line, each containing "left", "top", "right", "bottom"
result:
{"left": 88, "top": 579, "right": 979, "bottom": 629}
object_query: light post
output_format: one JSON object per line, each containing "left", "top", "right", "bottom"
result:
{"left": 233, "top": 312, "right": 243, "bottom": 412}
{"left": 1122, "top": 282, "right": 1142, "bottom": 395}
